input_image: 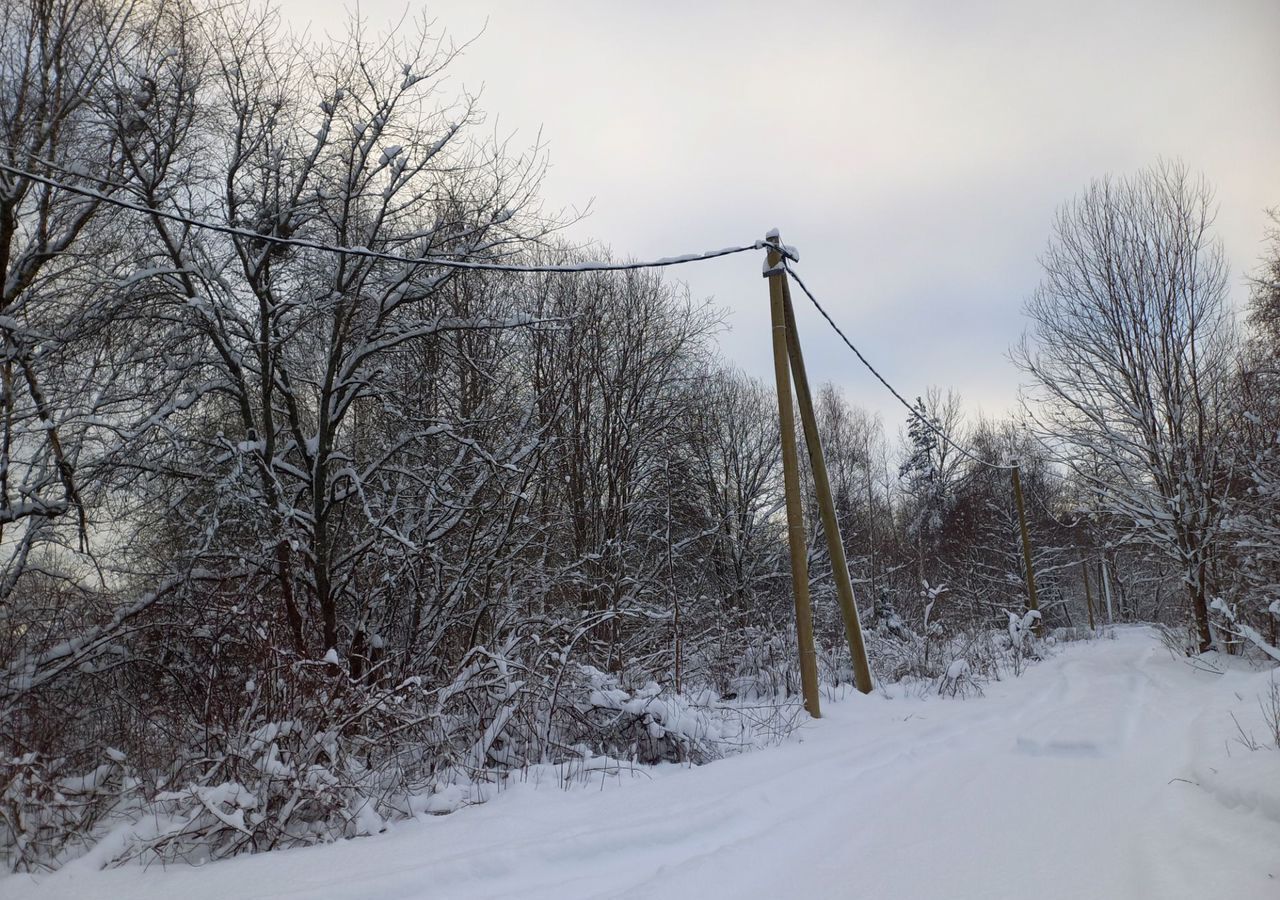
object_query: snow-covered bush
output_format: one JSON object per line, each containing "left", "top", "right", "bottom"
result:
{"left": 937, "top": 658, "right": 981, "bottom": 698}
{"left": 1210, "top": 598, "right": 1280, "bottom": 664}
{"left": 722, "top": 629, "right": 803, "bottom": 702}
{"left": 562, "top": 667, "right": 724, "bottom": 765}
{"left": 0, "top": 751, "right": 139, "bottom": 872}
{"left": 2, "top": 613, "right": 817, "bottom": 871}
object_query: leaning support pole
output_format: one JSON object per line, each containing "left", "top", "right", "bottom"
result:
{"left": 781, "top": 279, "right": 874, "bottom": 695}
{"left": 766, "top": 232, "right": 821, "bottom": 718}
{"left": 1010, "top": 460, "right": 1041, "bottom": 633}
{"left": 1080, "top": 556, "right": 1096, "bottom": 631}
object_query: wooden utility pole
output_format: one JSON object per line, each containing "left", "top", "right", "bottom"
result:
{"left": 1010, "top": 460, "right": 1041, "bottom": 631}
{"left": 781, "top": 280, "right": 874, "bottom": 695}
{"left": 766, "top": 232, "right": 821, "bottom": 718}
{"left": 1080, "top": 556, "right": 1096, "bottom": 631}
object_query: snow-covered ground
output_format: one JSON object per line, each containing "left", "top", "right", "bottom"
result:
{"left": 5, "top": 626, "right": 1277, "bottom": 899}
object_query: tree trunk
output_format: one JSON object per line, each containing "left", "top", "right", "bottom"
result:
{"left": 1189, "top": 578, "right": 1213, "bottom": 653}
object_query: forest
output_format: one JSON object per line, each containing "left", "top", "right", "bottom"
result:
{"left": 2, "top": 0, "right": 1278, "bottom": 875}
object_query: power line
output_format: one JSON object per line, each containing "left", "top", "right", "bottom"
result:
{"left": 3, "top": 157, "right": 1023, "bottom": 475}
{"left": 0, "top": 161, "right": 766, "bottom": 275}
{"left": 782, "top": 261, "right": 1013, "bottom": 472}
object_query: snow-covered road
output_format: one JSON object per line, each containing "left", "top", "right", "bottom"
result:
{"left": 6, "top": 627, "right": 1278, "bottom": 899}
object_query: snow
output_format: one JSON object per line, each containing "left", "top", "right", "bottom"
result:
{"left": 4, "top": 627, "right": 1277, "bottom": 899}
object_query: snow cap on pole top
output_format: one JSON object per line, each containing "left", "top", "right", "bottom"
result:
{"left": 761, "top": 229, "right": 800, "bottom": 276}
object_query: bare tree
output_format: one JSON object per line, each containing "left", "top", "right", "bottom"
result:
{"left": 1016, "top": 160, "right": 1235, "bottom": 651}
{"left": 123, "top": 4, "right": 555, "bottom": 665}
{"left": 692, "top": 371, "right": 782, "bottom": 611}
{"left": 1, "top": 0, "right": 133, "bottom": 587}
{"left": 0, "top": 0, "right": 215, "bottom": 703}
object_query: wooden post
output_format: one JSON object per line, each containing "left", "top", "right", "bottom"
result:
{"left": 766, "top": 232, "right": 821, "bottom": 718}
{"left": 1080, "top": 556, "right": 1096, "bottom": 631}
{"left": 1101, "top": 557, "right": 1114, "bottom": 624}
{"left": 781, "top": 280, "right": 874, "bottom": 694}
{"left": 865, "top": 433, "right": 878, "bottom": 618}
{"left": 1010, "top": 460, "right": 1041, "bottom": 631}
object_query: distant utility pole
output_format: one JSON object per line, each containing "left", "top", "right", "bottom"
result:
{"left": 1101, "top": 557, "right": 1114, "bottom": 624}
{"left": 1010, "top": 460, "right": 1041, "bottom": 632}
{"left": 1080, "top": 556, "right": 1096, "bottom": 631}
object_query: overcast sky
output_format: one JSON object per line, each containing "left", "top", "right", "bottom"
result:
{"left": 277, "top": 0, "right": 1279, "bottom": 431}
